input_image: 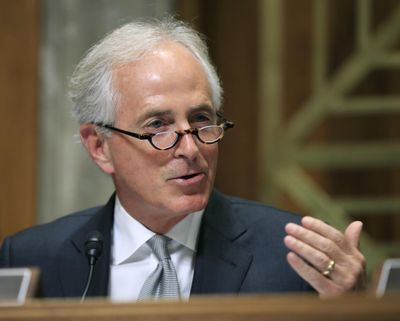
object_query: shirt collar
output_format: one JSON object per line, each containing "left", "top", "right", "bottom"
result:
{"left": 112, "top": 196, "right": 204, "bottom": 265}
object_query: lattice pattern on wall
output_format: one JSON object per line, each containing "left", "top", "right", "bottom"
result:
{"left": 259, "top": 0, "right": 400, "bottom": 270}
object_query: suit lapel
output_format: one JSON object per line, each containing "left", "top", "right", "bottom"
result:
{"left": 57, "top": 195, "right": 115, "bottom": 297}
{"left": 56, "top": 191, "right": 252, "bottom": 297}
{"left": 191, "top": 191, "right": 253, "bottom": 294}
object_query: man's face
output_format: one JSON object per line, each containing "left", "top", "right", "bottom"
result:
{"left": 97, "top": 42, "right": 218, "bottom": 230}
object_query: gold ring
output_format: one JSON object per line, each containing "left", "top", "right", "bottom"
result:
{"left": 322, "top": 260, "right": 336, "bottom": 277}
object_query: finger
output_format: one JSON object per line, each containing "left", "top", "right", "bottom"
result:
{"left": 286, "top": 218, "right": 367, "bottom": 296}
{"left": 301, "top": 216, "right": 344, "bottom": 245}
{"left": 284, "top": 235, "right": 333, "bottom": 273}
{"left": 286, "top": 252, "right": 340, "bottom": 297}
{"left": 344, "top": 221, "right": 363, "bottom": 249}
{"left": 285, "top": 222, "right": 342, "bottom": 259}
{"left": 300, "top": 216, "right": 360, "bottom": 254}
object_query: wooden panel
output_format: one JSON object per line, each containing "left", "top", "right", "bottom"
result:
{"left": 177, "top": 0, "right": 260, "bottom": 201}
{"left": 1, "top": 295, "right": 400, "bottom": 320}
{"left": 0, "top": 1, "right": 39, "bottom": 242}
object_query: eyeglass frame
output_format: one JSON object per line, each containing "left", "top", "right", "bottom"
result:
{"left": 91, "top": 112, "right": 235, "bottom": 151}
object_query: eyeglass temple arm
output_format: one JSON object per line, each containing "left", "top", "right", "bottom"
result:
{"left": 91, "top": 123, "right": 152, "bottom": 140}
{"left": 216, "top": 111, "right": 235, "bottom": 130}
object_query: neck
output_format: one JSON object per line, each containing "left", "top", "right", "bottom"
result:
{"left": 139, "top": 214, "right": 189, "bottom": 234}
{"left": 116, "top": 196, "right": 190, "bottom": 234}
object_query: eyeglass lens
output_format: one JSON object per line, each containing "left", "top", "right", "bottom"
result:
{"left": 152, "top": 125, "right": 224, "bottom": 149}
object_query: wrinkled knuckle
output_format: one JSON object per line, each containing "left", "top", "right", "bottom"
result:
{"left": 309, "top": 272, "right": 322, "bottom": 284}
{"left": 320, "top": 239, "right": 334, "bottom": 254}
{"left": 315, "top": 254, "right": 327, "bottom": 268}
{"left": 343, "top": 274, "right": 358, "bottom": 290}
{"left": 331, "top": 231, "right": 343, "bottom": 244}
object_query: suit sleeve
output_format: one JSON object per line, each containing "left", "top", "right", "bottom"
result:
{"left": 0, "top": 236, "right": 12, "bottom": 267}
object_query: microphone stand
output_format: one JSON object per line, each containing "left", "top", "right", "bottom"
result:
{"left": 81, "top": 231, "right": 103, "bottom": 302}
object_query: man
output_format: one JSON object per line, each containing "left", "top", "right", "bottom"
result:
{"left": 0, "top": 17, "right": 365, "bottom": 300}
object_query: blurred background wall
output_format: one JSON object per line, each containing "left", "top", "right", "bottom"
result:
{"left": 1, "top": 0, "right": 400, "bottom": 278}
{"left": 38, "top": 0, "right": 173, "bottom": 224}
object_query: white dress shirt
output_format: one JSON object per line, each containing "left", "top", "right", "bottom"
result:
{"left": 109, "top": 197, "right": 204, "bottom": 302}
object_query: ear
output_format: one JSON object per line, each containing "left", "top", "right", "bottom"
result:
{"left": 79, "top": 124, "right": 115, "bottom": 174}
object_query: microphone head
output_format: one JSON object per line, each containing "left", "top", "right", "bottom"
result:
{"left": 85, "top": 231, "right": 104, "bottom": 264}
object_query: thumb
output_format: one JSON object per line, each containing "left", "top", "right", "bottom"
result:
{"left": 344, "top": 221, "right": 363, "bottom": 249}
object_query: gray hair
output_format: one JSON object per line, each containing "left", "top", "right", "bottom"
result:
{"left": 68, "top": 16, "right": 223, "bottom": 125}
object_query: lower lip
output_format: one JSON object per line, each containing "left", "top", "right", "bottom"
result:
{"left": 170, "top": 173, "right": 206, "bottom": 186}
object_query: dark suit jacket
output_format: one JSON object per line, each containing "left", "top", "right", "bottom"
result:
{"left": 0, "top": 190, "right": 313, "bottom": 298}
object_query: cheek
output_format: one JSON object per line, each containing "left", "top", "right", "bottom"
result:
{"left": 109, "top": 138, "right": 166, "bottom": 173}
{"left": 203, "top": 145, "right": 219, "bottom": 171}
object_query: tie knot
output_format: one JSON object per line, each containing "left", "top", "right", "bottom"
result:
{"left": 147, "top": 234, "right": 171, "bottom": 261}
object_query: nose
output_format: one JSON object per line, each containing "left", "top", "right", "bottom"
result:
{"left": 173, "top": 130, "right": 200, "bottom": 160}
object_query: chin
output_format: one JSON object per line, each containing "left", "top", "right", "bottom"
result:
{"left": 171, "top": 192, "right": 209, "bottom": 215}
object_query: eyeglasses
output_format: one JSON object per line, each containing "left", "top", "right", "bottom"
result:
{"left": 92, "top": 114, "right": 235, "bottom": 151}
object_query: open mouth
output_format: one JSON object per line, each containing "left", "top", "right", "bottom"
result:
{"left": 180, "top": 173, "right": 200, "bottom": 180}
{"left": 168, "top": 171, "right": 206, "bottom": 187}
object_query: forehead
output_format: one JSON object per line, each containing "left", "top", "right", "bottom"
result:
{"left": 113, "top": 42, "right": 213, "bottom": 123}
{"left": 112, "top": 42, "right": 212, "bottom": 121}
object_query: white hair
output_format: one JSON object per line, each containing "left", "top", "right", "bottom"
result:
{"left": 68, "top": 16, "right": 223, "bottom": 125}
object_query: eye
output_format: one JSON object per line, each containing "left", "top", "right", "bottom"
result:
{"left": 191, "top": 113, "right": 214, "bottom": 126}
{"left": 147, "top": 119, "right": 164, "bottom": 129}
{"left": 144, "top": 118, "right": 171, "bottom": 133}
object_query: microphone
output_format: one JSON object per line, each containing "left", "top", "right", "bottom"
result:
{"left": 81, "top": 231, "right": 104, "bottom": 302}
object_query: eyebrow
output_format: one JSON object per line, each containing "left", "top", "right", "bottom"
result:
{"left": 136, "top": 104, "right": 215, "bottom": 124}
{"left": 188, "top": 104, "right": 215, "bottom": 115}
{"left": 137, "top": 108, "right": 172, "bottom": 124}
